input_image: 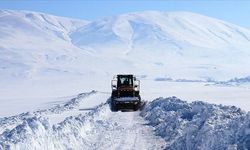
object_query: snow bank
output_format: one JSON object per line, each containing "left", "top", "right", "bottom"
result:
{"left": 140, "top": 97, "right": 250, "bottom": 150}
{"left": 0, "top": 102, "right": 112, "bottom": 150}
{"left": 0, "top": 91, "right": 95, "bottom": 135}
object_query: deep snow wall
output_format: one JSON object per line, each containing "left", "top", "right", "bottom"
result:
{"left": 140, "top": 97, "right": 250, "bottom": 150}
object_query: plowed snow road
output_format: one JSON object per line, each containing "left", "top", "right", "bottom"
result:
{"left": 0, "top": 91, "right": 166, "bottom": 150}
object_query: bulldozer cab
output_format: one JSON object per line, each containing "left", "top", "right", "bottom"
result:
{"left": 117, "top": 75, "right": 133, "bottom": 86}
{"left": 111, "top": 74, "right": 140, "bottom": 91}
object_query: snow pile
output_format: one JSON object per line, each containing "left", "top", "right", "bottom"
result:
{"left": 0, "top": 102, "right": 111, "bottom": 150}
{"left": 0, "top": 91, "right": 122, "bottom": 150}
{"left": 0, "top": 91, "right": 95, "bottom": 135}
{"left": 141, "top": 97, "right": 250, "bottom": 150}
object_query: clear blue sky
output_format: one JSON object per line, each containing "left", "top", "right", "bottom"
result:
{"left": 1, "top": 0, "right": 250, "bottom": 29}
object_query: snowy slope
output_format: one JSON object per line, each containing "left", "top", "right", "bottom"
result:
{"left": 71, "top": 11, "right": 250, "bottom": 51}
{"left": 1, "top": 10, "right": 250, "bottom": 82}
{"left": 70, "top": 11, "right": 250, "bottom": 80}
{"left": 0, "top": 9, "right": 139, "bottom": 81}
{"left": 0, "top": 9, "right": 96, "bottom": 80}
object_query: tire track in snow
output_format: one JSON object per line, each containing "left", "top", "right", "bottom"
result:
{"left": 65, "top": 104, "right": 166, "bottom": 150}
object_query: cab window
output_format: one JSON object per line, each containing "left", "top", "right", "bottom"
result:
{"left": 118, "top": 76, "right": 132, "bottom": 86}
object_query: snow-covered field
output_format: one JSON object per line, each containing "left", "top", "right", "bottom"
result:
{"left": 1, "top": 9, "right": 250, "bottom": 149}
{"left": 1, "top": 79, "right": 250, "bottom": 117}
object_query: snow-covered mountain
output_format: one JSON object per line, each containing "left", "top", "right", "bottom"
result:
{"left": 0, "top": 10, "right": 94, "bottom": 80}
{"left": 1, "top": 10, "right": 250, "bottom": 82}
{"left": 71, "top": 11, "right": 250, "bottom": 51}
